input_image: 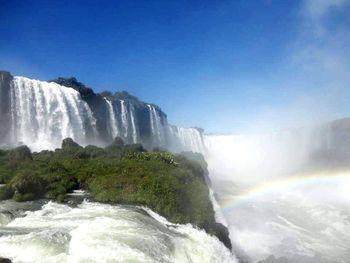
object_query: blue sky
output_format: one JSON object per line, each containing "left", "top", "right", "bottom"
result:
{"left": 1, "top": 0, "right": 350, "bottom": 133}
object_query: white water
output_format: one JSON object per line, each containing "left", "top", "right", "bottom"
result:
{"left": 153, "top": 106, "right": 164, "bottom": 145}
{"left": 104, "top": 98, "right": 119, "bottom": 138}
{"left": 102, "top": 97, "right": 208, "bottom": 151}
{"left": 0, "top": 201, "right": 236, "bottom": 263}
{"left": 145, "top": 104, "right": 206, "bottom": 153}
{"left": 120, "top": 100, "right": 129, "bottom": 139}
{"left": 148, "top": 104, "right": 156, "bottom": 140}
{"left": 170, "top": 126, "right": 206, "bottom": 153}
{"left": 148, "top": 104, "right": 164, "bottom": 145}
{"left": 3, "top": 75, "right": 207, "bottom": 153}
{"left": 117, "top": 100, "right": 138, "bottom": 143}
{"left": 204, "top": 133, "right": 350, "bottom": 263}
{"left": 10, "top": 77, "right": 97, "bottom": 151}
{"left": 129, "top": 103, "right": 138, "bottom": 143}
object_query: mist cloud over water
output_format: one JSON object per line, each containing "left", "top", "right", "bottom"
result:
{"left": 203, "top": 1, "right": 350, "bottom": 255}
{"left": 204, "top": 128, "right": 350, "bottom": 263}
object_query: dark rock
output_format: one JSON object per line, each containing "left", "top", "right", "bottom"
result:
{"left": 50, "top": 77, "right": 95, "bottom": 100}
{"left": 123, "top": 143, "right": 146, "bottom": 155}
{"left": 105, "top": 137, "right": 125, "bottom": 158}
{"left": 0, "top": 186, "right": 13, "bottom": 200}
{"left": 8, "top": 146, "right": 33, "bottom": 161}
{"left": 211, "top": 222, "right": 232, "bottom": 250}
{"left": 0, "top": 257, "right": 12, "bottom": 263}
{"left": 110, "top": 137, "right": 125, "bottom": 148}
{"left": 0, "top": 71, "right": 13, "bottom": 146}
{"left": 81, "top": 145, "right": 106, "bottom": 158}
{"left": 62, "top": 138, "right": 81, "bottom": 150}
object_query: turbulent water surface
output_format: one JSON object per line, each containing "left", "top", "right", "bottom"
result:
{"left": 0, "top": 199, "right": 235, "bottom": 263}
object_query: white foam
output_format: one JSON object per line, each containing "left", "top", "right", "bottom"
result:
{"left": 0, "top": 201, "right": 237, "bottom": 263}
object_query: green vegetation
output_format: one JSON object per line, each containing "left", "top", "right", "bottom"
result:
{"left": 0, "top": 138, "right": 231, "bottom": 249}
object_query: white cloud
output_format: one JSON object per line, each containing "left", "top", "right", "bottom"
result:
{"left": 285, "top": 0, "right": 350, "bottom": 125}
{"left": 302, "top": 0, "right": 350, "bottom": 36}
{"left": 303, "top": 0, "right": 348, "bottom": 18}
{"left": 241, "top": 0, "right": 350, "bottom": 133}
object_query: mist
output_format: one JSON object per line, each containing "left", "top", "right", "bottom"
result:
{"left": 203, "top": 118, "right": 350, "bottom": 263}
{"left": 202, "top": 1, "right": 350, "bottom": 258}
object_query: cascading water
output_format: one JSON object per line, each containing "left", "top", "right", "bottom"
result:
{"left": 148, "top": 104, "right": 156, "bottom": 138}
{"left": 10, "top": 77, "right": 97, "bottom": 151}
{"left": 120, "top": 99, "right": 129, "bottom": 139}
{"left": 0, "top": 73, "right": 208, "bottom": 153}
{"left": 129, "top": 103, "right": 138, "bottom": 143}
{"left": 104, "top": 98, "right": 119, "bottom": 138}
{"left": 147, "top": 104, "right": 164, "bottom": 145}
{"left": 118, "top": 100, "right": 138, "bottom": 143}
{"left": 153, "top": 106, "right": 164, "bottom": 144}
{"left": 169, "top": 126, "right": 206, "bottom": 153}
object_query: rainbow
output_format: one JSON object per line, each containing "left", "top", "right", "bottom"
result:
{"left": 219, "top": 170, "right": 350, "bottom": 211}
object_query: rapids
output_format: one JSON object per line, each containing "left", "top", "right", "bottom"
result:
{"left": 0, "top": 200, "right": 236, "bottom": 263}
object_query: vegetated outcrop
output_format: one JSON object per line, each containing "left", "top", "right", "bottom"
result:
{"left": 0, "top": 138, "right": 231, "bottom": 249}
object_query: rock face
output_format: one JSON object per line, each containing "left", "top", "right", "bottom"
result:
{"left": 0, "top": 258, "right": 12, "bottom": 263}
{"left": 0, "top": 71, "right": 205, "bottom": 153}
{"left": 211, "top": 222, "right": 232, "bottom": 250}
{"left": 0, "top": 71, "right": 13, "bottom": 147}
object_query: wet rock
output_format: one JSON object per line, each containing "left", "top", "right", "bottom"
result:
{"left": 211, "top": 222, "right": 232, "bottom": 250}
{"left": 0, "top": 257, "right": 12, "bottom": 263}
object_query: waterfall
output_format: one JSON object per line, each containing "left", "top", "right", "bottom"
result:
{"left": 169, "top": 126, "right": 206, "bottom": 153}
{"left": 104, "top": 98, "right": 119, "bottom": 138}
{"left": 153, "top": 106, "right": 164, "bottom": 144}
{"left": 129, "top": 103, "right": 138, "bottom": 143}
{"left": 147, "top": 104, "right": 165, "bottom": 146}
{"left": 148, "top": 104, "right": 156, "bottom": 140}
{"left": 120, "top": 100, "right": 129, "bottom": 139}
{"left": 9, "top": 77, "right": 97, "bottom": 151}
{"left": 0, "top": 73, "right": 208, "bottom": 153}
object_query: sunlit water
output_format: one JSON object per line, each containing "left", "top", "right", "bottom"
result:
{"left": 0, "top": 198, "right": 236, "bottom": 263}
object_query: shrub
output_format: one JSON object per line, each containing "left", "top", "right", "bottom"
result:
{"left": 0, "top": 186, "right": 13, "bottom": 200}
{"left": 9, "top": 172, "right": 46, "bottom": 200}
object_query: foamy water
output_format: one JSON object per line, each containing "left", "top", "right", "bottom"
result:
{"left": 0, "top": 200, "right": 236, "bottom": 263}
